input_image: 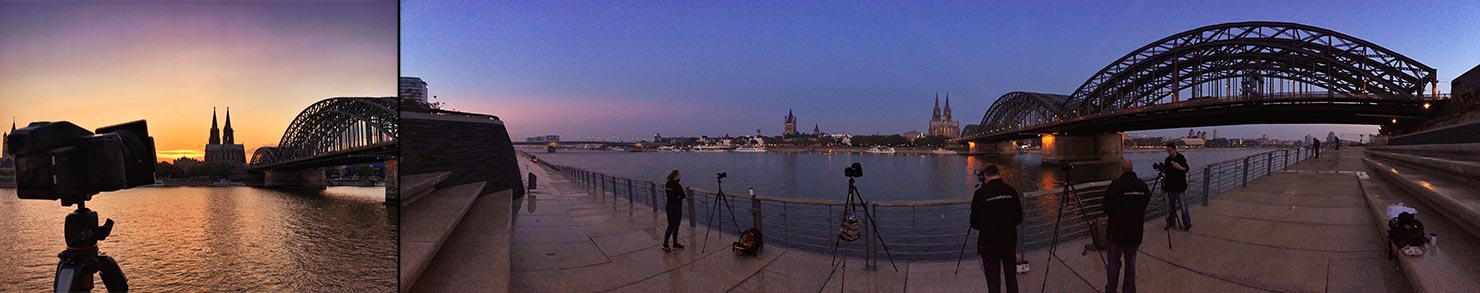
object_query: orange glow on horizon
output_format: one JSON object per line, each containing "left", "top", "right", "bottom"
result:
{"left": 0, "top": 2, "right": 396, "bottom": 165}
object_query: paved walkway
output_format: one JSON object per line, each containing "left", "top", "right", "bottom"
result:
{"left": 510, "top": 149, "right": 1408, "bottom": 292}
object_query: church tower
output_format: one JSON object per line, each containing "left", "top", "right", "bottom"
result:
{"left": 223, "top": 107, "right": 235, "bottom": 145}
{"left": 783, "top": 109, "right": 798, "bottom": 136}
{"left": 209, "top": 107, "right": 221, "bottom": 145}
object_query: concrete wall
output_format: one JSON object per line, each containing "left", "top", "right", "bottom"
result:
{"left": 401, "top": 112, "right": 525, "bottom": 198}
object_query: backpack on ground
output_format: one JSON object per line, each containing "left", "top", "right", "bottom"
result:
{"left": 733, "top": 227, "right": 763, "bottom": 256}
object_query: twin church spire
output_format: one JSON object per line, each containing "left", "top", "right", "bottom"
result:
{"left": 208, "top": 107, "right": 236, "bottom": 146}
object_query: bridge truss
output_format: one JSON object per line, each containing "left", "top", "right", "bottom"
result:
{"left": 250, "top": 97, "right": 398, "bottom": 169}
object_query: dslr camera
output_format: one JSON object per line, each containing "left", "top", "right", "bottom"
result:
{"left": 8, "top": 120, "right": 156, "bottom": 206}
{"left": 1152, "top": 162, "right": 1165, "bottom": 172}
{"left": 716, "top": 172, "right": 727, "bottom": 179}
{"left": 843, "top": 163, "right": 863, "bottom": 178}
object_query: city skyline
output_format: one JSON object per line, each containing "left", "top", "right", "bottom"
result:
{"left": 402, "top": 1, "right": 1479, "bottom": 141}
{"left": 0, "top": 1, "right": 398, "bottom": 162}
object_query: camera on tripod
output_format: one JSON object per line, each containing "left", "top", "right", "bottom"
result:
{"left": 9, "top": 120, "right": 157, "bottom": 206}
{"left": 844, "top": 163, "right": 863, "bottom": 178}
{"left": 5, "top": 120, "right": 153, "bottom": 292}
{"left": 716, "top": 172, "right": 727, "bottom": 179}
{"left": 1152, "top": 162, "right": 1165, "bottom": 172}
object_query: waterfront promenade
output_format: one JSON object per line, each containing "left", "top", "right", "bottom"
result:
{"left": 510, "top": 148, "right": 1408, "bottom": 292}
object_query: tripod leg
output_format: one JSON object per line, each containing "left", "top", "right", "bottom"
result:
{"left": 858, "top": 196, "right": 899, "bottom": 271}
{"left": 722, "top": 191, "right": 742, "bottom": 235}
{"left": 1041, "top": 193, "right": 1067, "bottom": 293}
{"left": 97, "top": 255, "right": 128, "bottom": 292}
{"left": 956, "top": 227, "right": 972, "bottom": 274}
{"left": 1067, "top": 185, "right": 1105, "bottom": 266}
{"left": 702, "top": 192, "right": 720, "bottom": 253}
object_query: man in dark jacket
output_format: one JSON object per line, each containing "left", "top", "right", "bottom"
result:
{"left": 970, "top": 165, "right": 1024, "bottom": 293}
{"left": 1162, "top": 143, "right": 1190, "bottom": 231}
{"left": 1103, "top": 158, "right": 1151, "bottom": 293}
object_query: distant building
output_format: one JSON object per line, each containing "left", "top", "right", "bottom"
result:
{"left": 526, "top": 135, "right": 561, "bottom": 142}
{"left": 204, "top": 108, "right": 247, "bottom": 167}
{"left": 783, "top": 109, "right": 799, "bottom": 136}
{"left": 813, "top": 124, "right": 821, "bottom": 136}
{"left": 927, "top": 93, "right": 961, "bottom": 138}
{"left": 2, "top": 119, "right": 13, "bottom": 158}
{"left": 400, "top": 77, "right": 429, "bottom": 105}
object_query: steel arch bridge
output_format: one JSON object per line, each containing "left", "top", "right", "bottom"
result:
{"left": 250, "top": 97, "right": 399, "bottom": 170}
{"left": 961, "top": 21, "right": 1445, "bottom": 143}
{"left": 973, "top": 92, "right": 1075, "bottom": 134}
{"left": 1069, "top": 21, "right": 1438, "bottom": 115}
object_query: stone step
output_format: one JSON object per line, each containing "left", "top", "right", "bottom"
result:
{"left": 1364, "top": 157, "right": 1480, "bottom": 240}
{"left": 1368, "top": 149, "right": 1480, "bottom": 181}
{"left": 1360, "top": 157, "right": 1480, "bottom": 293}
{"left": 401, "top": 171, "right": 453, "bottom": 206}
{"left": 1369, "top": 143, "right": 1480, "bottom": 162}
{"left": 408, "top": 189, "right": 514, "bottom": 293}
{"left": 399, "top": 181, "right": 487, "bottom": 292}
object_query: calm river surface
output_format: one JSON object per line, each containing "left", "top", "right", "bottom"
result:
{"left": 534, "top": 148, "right": 1277, "bottom": 200}
{"left": 0, "top": 186, "right": 396, "bottom": 292}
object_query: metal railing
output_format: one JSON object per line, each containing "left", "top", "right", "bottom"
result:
{"left": 534, "top": 146, "right": 1321, "bottom": 263}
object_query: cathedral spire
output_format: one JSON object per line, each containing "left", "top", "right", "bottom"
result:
{"left": 223, "top": 107, "right": 235, "bottom": 145}
{"left": 932, "top": 93, "right": 941, "bottom": 120}
{"left": 941, "top": 92, "right": 953, "bottom": 119}
{"left": 209, "top": 107, "right": 221, "bottom": 145}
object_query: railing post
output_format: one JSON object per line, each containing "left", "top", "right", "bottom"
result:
{"left": 1203, "top": 165, "right": 1212, "bottom": 206}
{"left": 1242, "top": 157, "right": 1249, "bottom": 188}
{"left": 864, "top": 202, "right": 877, "bottom": 271}
{"left": 627, "top": 179, "right": 634, "bottom": 206}
{"left": 650, "top": 182, "right": 658, "bottom": 213}
{"left": 687, "top": 187, "right": 696, "bottom": 228}
{"left": 751, "top": 196, "right": 763, "bottom": 237}
{"left": 1266, "top": 152, "right": 1272, "bottom": 176}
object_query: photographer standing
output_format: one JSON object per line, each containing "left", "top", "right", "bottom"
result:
{"left": 1162, "top": 143, "right": 1191, "bottom": 231}
{"left": 1104, "top": 158, "right": 1151, "bottom": 293}
{"left": 970, "top": 165, "right": 1023, "bottom": 293}
{"left": 1312, "top": 138, "right": 1322, "bottom": 158}
{"left": 662, "top": 170, "right": 687, "bottom": 252}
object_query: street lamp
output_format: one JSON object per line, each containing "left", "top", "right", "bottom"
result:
{"left": 1423, "top": 102, "right": 1431, "bottom": 110}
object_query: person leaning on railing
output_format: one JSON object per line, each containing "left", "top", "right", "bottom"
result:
{"left": 970, "top": 165, "right": 1023, "bottom": 293}
{"left": 662, "top": 170, "right": 687, "bottom": 252}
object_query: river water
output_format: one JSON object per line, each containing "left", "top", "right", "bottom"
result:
{"left": 0, "top": 186, "right": 396, "bottom": 292}
{"left": 534, "top": 148, "right": 1276, "bottom": 200}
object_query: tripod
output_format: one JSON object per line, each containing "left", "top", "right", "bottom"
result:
{"left": 1151, "top": 171, "right": 1184, "bottom": 250}
{"left": 823, "top": 177, "right": 899, "bottom": 292}
{"left": 56, "top": 201, "right": 129, "bottom": 292}
{"left": 701, "top": 176, "right": 742, "bottom": 253}
{"left": 1039, "top": 169, "right": 1104, "bottom": 293}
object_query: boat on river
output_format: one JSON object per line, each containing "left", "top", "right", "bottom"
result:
{"left": 866, "top": 146, "right": 897, "bottom": 154}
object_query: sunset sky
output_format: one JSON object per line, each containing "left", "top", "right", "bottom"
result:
{"left": 403, "top": 0, "right": 1479, "bottom": 142}
{"left": 0, "top": 1, "right": 397, "bottom": 162}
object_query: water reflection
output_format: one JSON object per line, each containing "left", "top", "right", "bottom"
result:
{"left": 0, "top": 187, "right": 395, "bottom": 292}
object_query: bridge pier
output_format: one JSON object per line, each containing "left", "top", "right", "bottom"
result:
{"left": 1041, "top": 132, "right": 1124, "bottom": 165}
{"left": 385, "top": 158, "right": 399, "bottom": 204}
{"left": 967, "top": 141, "right": 1018, "bottom": 155}
{"left": 264, "top": 169, "right": 327, "bottom": 189}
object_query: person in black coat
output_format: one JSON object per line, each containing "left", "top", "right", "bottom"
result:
{"left": 1162, "top": 143, "right": 1190, "bottom": 231}
{"left": 1103, "top": 158, "right": 1151, "bottom": 293}
{"left": 1312, "top": 138, "right": 1322, "bottom": 158}
{"left": 662, "top": 170, "right": 687, "bottom": 252}
{"left": 970, "top": 165, "right": 1023, "bottom": 293}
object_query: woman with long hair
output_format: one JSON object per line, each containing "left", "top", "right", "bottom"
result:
{"left": 662, "top": 170, "right": 687, "bottom": 252}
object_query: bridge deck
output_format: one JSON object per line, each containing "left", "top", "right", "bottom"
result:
{"left": 506, "top": 148, "right": 1409, "bottom": 292}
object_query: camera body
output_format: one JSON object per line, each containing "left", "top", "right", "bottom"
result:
{"left": 7, "top": 121, "right": 156, "bottom": 206}
{"left": 1152, "top": 162, "right": 1165, "bottom": 172}
{"left": 716, "top": 172, "right": 727, "bottom": 179}
{"left": 844, "top": 163, "right": 863, "bottom": 178}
